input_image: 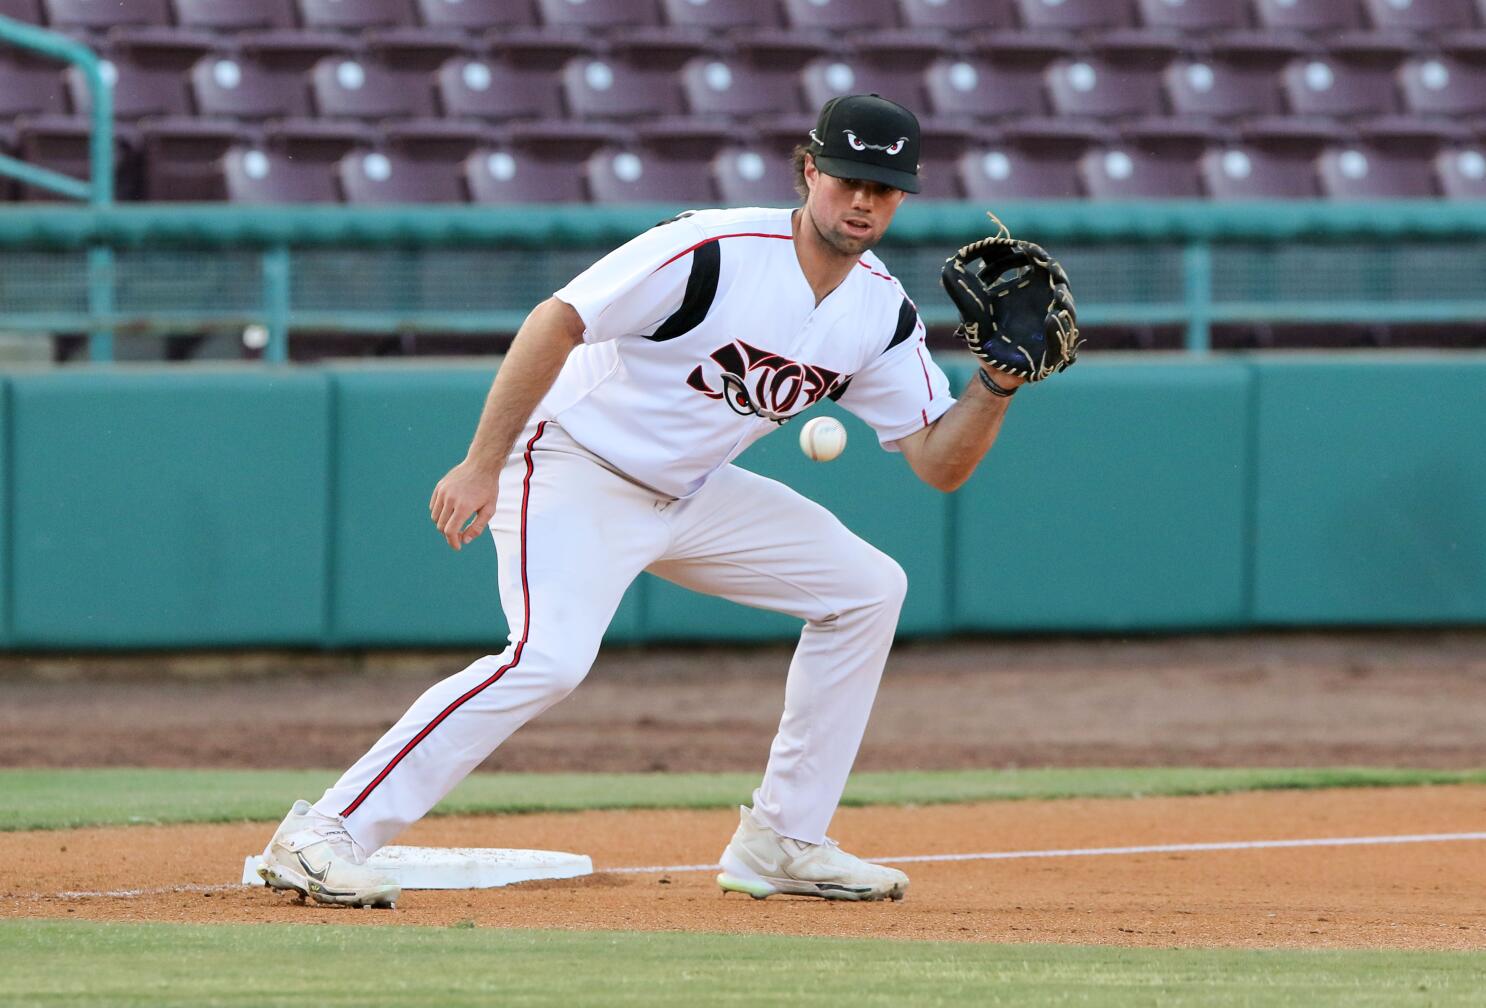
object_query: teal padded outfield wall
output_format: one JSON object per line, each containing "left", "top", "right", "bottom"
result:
{"left": 0, "top": 354, "right": 1483, "bottom": 651}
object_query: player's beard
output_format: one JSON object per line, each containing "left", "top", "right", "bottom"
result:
{"left": 805, "top": 203, "right": 878, "bottom": 257}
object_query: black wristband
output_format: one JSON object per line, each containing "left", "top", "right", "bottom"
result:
{"left": 978, "top": 368, "right": 1017, "bottom": 398}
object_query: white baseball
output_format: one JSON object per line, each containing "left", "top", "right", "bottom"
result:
{"left": 799, "top": 416, "right": 847, "bottom": 462}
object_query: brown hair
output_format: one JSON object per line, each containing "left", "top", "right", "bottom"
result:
{"left": 791, "top": 144, "right": 811, "bottom": 201}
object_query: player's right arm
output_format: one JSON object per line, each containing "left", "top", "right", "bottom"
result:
{"left": 429, "top": 296, "right": 585, "bottom": 551}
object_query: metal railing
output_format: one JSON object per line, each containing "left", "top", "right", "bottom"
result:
{"left": 0, "top": 14, "right": 114, "bottom": 361}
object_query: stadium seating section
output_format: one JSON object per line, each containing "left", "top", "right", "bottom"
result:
{"left": 0, "top": 0, "right": 1484, "bottom": 202}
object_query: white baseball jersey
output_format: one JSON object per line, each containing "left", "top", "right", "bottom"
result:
{"left": 545, "top": 207, "right": 955, "bottom": 498}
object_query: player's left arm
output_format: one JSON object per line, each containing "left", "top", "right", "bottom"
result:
{"left": 895, "top": 367, "right": 1024, "bottom": 492}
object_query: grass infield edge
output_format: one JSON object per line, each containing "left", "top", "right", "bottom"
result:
{"left": 3, "top": 766, "right": 1484, "bottom": 831}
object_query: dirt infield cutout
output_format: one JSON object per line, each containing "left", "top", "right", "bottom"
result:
{"left": 5, "top": 786, "right": 1484, "bottom": 950}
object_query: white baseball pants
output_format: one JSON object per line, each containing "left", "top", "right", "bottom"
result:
{"left": 316, "top": 419, "right": 906, "bottom": 853}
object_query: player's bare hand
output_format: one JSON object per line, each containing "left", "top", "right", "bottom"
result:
{"left": 429, "top": 461, "right": 500, "bottom": 551}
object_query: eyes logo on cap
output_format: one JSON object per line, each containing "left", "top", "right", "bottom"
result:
{"left": 843, "top": 130, "right": 909, "bottom": 155}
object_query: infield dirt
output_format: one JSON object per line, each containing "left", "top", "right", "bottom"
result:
{"left": 4, "top": 787, "right": 1485, "bottom": 950}
{"left": 4, "top": 633, "right": 1484, "bottom": 949}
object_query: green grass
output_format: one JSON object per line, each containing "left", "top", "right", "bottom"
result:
{"left": 2, "top": 921, "right": 1483, "bottom": 1008}
{"left": 4, "top": 766, "right": 1483, "bottom": 831}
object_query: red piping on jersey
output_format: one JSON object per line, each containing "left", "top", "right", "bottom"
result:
{"left": 654, "top": 232, "right": 792, "bottom": 272}
{"left": 339, "top": 421, "right": 549, "bottom": 820}
{"left": 856, "top": 259, "right": 894, "bottom": 283}
{"left": 915, "top": 344, "right": 934, "bottom": 400}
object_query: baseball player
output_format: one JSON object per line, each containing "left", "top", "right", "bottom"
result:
{"left": 258, "top": 94, "right": 1078, "bottom": 908}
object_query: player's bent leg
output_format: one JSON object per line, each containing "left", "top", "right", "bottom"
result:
{"left": 290, "top": 421, "right": 669, "bottom": 858}
{"left": 651, "top": 464, "right": 908, "bottom": 885}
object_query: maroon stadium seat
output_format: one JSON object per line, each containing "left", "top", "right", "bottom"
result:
{"left": 310, "top": 55, "right": 436, "bottom": 120}
{"left": 658, "top": 0, "right": 779, "bottom": 29}
{"left": 900, "top": 0, "right": 1015, "bottom": 31}
{"left": 385, "top": 117, "right": 497, "bottom": 161}
{"left": 1078, "top": 146, "right": 1202, "bottom": 198}
{"left": 925, "top": 57, "right": 1047, "bottom": 121}
{"left": 1045, "top": 58, "right": 1164, "bottom": 121}
{"left": 337, "top": 149, "right": 465, "bottom": 203}
{"left": 800, "top": 58, "right": 925, "bottom": 115}
{"left": 14, "top": 115, "right": 137, "bottom": 199}
{"left": 1398, "top": 56, "right": 1486, "bottom": 118}
{"left": 584, "top": 147, "right": 715, "bottom": 202}
{"left": 0, "top": 51, "right": 66, "bottom": 119}
{"left": 1252, "top": 0, "right": 1362, "bottom": 33}
{"left": 172, "top": 0, "right": 296, "bottom": 30}
{"left": 221, "top": 145, "right": 338, "bottom": 202}
{"left": 1281, "top": 56, "right": 1398, "bottom": 118}
{"left": 464, "top": 147, "right": 587, "bottom": 202}
{"left": 958, "top": 145, "right": 1082, "bottom": 198}
{"left": 140, "top": 118, "right": 259, "bottom": 200}
{"left": 536, "top": 0, "right": 658, "bottom": 29}
{"left": 779, "top": 0, "right": 899, "bottom": 31}
{"left": 1013, "top": 0, "right": 1135, "bottom": 31}
{"left": 191, "top": 54, "right": 310, "bottom": 120}
{"left": 435, "top": 56, "right": 562, "bottom": 121}
{"left": 415, "top": 0, "right": 537, "bottom": 29}
{"left": 42, "top": 0, "right": 169, "bottom": 30}
{"left": 712, "top": 146, "right": 798, "bottom": 206}
{"left": 296, "top": 0, "right": 415, "bottom": 31}
{"left": 1435, "top": 146, "right": 1486, "bottom": 197}
{"left": 1360, "top": 0, "right": 1476, "bottom": 31}
{"left": 237, "top": 30, "right": 361, "bottom": 73}
{"left": 0, "top": 0, "right": 41, "bottom": 23}
{"left": 1163, "top": 57, "right": 1284, "bottom": 120}
{"left": 364, "top": 27, "right": 480, "bottom": 70}
{"left": 560, "top": 57, "right": 684, "bottom": 119}
{"left": 678, "top": 56, "right": 803, "bottom": 119}
{"left": 1134, "top": 0, "right": 1248, "bottom": 32}
{"left": 67, "top": 55, "right": 189, "bottom": 120}
{"left": 1317, "top": 145, "right": 1437, "bottom": 197}
{"left": 1198, "top": 145, "right": 1320, "bottom": 197}
{"left": 264, "top": 118, "right": 377, "bottom": 164}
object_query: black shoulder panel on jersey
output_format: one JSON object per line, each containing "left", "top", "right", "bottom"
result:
{"left": 648, "top": 238, "right": 720, "bottom": 342}
{"left": 884, "top": 296, "right": 918, "bottom": 354}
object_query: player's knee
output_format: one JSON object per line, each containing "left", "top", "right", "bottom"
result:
{"left": 876, "top": 554, "right": 909, "bottom": 613}
{"left": 852, "top": 549, "right": 908, "bottom": 618}
{"left": 518, "top": 638, "right": 599, "bottom": 697}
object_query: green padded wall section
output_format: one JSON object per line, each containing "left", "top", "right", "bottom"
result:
{"left": 640, "top": 396, "right": 953, "bottom": 642}
{"left": 951, "top": 361, "right": 1253, "bottom": 632}
{"left": 327, "top": 368, "right": 642, "bottom": 647}
{"left": 1251, "top": 357, "right": 1486, "bottom": 624}
{"left": 9, "top": 371, "right": 330, "bottom": 647}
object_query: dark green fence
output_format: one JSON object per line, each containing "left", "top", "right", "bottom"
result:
{"left": 2, "top": 354, "right": 1483, "bottom": 651}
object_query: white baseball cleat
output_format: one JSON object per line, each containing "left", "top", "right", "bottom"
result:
{"left": 716, "top": 805, "right": 908, "bottom": 902}
{"left": 258, "top": 800, "right": 400, "bottom": 909}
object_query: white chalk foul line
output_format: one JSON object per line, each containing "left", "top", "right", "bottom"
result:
{"left": 43, "top": 883, "right": 242, "bottom": 900}
{"left": 604, "top": 831, "right": 1486, "bottom": 875}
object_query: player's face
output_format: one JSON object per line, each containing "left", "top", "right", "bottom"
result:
{"left": 803, "top": 157, "right": 907, "bottom": 257}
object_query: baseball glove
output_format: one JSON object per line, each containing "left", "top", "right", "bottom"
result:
{"left": 941, "top": 214, "right": 1081, "bottom": 382}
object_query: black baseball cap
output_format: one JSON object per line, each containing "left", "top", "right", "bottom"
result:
{"left": 806, "top": 93, "right": 921, "bottom": 194}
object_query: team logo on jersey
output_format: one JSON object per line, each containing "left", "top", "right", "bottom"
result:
{"left": 687, "top": 340, "right": 846, "bottom": 424}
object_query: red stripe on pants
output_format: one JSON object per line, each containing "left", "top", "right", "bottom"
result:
{"left": 339, "top": 420, "right": 548, "bottom": 819}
